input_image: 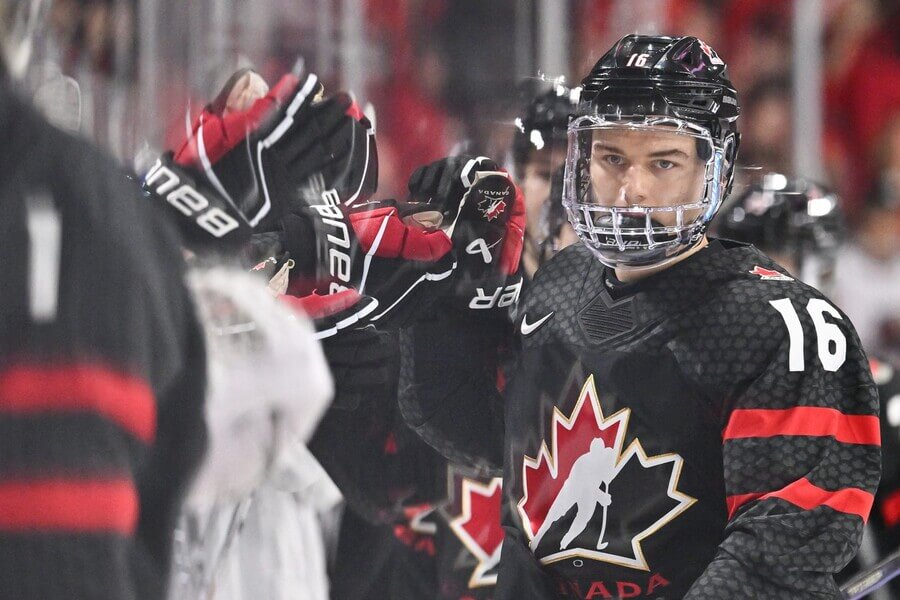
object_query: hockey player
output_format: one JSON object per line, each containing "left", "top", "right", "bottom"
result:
{"left": 503, "top": 34, "right": 881, "bottom": 599}
{"left": 400, "top": 34, "right": 881, "bottom": 599}
{"left": 0, "top": 2, "right": 207, "bottom": 599}
{"left": 513, "top": 81, "right": 580, "bottom": 279}
{"left": 714, "top": 174, "right": 844, "bottom": 293}
{"left": 333, "top": 82, "right": 582, "bottom": 600}
{"left": 715, "top": 174, "right": 900, "bottom": 595}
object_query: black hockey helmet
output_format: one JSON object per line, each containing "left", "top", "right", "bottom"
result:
{"left": 715, "top": 173, "right": 844, "bottom": 289}
{"left": 564, "top": 34, "right": 741, "bottom": 270}
{"left": 512, "top": 80, "right": 579, "bottom": 177}
{"left": 580, "top": 35, "right": 740, "bottom": 145}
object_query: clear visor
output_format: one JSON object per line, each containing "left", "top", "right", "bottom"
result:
{"left": 563, "top": 116, "right": 729, "bottom": 268}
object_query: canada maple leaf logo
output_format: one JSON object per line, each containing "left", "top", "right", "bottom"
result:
{"left": 518, "top": 375, "right": 696, "bottom": 571}
{"left": 749, "top": 265, "right": 793, "bottom": 281}
{"left": 698, "top": 39, "right": 724, "bottom": 65}
{"left": 449, "top": 477, "right": 504, "bottom": 587}
{"left": 478, "top": 197, "right": 507, "bottom": 222}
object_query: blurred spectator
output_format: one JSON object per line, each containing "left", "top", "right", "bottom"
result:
{"left": 719, "top": 0, "right": 792, "bottom": 92}
{"left": 874, "top": 114, "right": 900, "bottom": 210}
{"left": 739, "top": 76, "right": 793, "bottom": 174}
{"left": 832, "top": 195, "right": 900, "bottom": 361}
{"left": 47, "top": 0, "right": 136, "bottom": 79}
{"left": 667, "top": 0, "right": 723, "bottom": 51}
{"left": 834, "top": 111, "right": 900, "bottom": 360}
{"left": 825, "top": 0, "right": 900, "bottom": 219}
{"left": 362, "top": 0, "right": 459, "bottom": 198}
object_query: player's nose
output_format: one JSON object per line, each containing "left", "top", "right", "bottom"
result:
{"left": 620, "top": 165, "right": 650, "bottom": 205}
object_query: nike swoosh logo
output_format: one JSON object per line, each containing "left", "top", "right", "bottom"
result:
{"left": 521, "top": 311, "right": 554, "bottom": 336}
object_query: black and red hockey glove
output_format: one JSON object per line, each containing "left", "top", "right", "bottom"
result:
{"left": 406, "top": 155, "right": 525, "bottom": 319}
{"left": 279, "top": 195, "right": 457, "bottom": 329}
{"left": 240, "top": 147, "right": 522, "bottom": 330}
{"left": 173, "top": 67, "right": 377, "bottom": 233}
{"left": 144, "top": 152, "right": 255, "bottom": 252}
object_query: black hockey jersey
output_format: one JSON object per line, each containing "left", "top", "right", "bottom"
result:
{"left": 0, "top": 83, "right": 206, "bottom": 599}
{"left": 335, "top": 468, "right": 503, "bottom": 600}
{"left": 495, "top": 240, "right": 880, "bottom": 599}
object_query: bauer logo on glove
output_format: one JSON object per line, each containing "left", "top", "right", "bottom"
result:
{"left": 280, "top": 192, "right": 457, "bottom": 329}
{"left": 144, "top": 152, "right": 254, "bottom": 250}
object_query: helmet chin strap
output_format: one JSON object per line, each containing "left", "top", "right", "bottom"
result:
{"left": 611, "top": 235, "right": 709, "bottom": 282}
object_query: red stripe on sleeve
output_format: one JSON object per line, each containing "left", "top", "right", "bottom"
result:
{"left": 723, "top": 407, "right": 880, "bottom": 446}
{"left": 727, "top": 478, "right": 874, "bottom": 521}
{"left": 0, "top": 364, "right": 156, "bottom": 443}
{"left": 726, "top": 492, "right": 760, "bottom": 517}
{"left": 0, "top": 479, "right": 138, "bottom": 534}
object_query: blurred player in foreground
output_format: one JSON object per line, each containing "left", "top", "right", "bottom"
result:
{"left": 0, "top": 1, "right": 207, "bottom": 598}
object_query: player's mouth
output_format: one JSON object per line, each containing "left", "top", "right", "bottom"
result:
{"left": 594, "top": 214, "right": 664, "bottom": 230}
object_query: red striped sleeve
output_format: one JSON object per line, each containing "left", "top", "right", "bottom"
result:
{"left": 727, "top": 478, "right": 874, "bottom": 521}
{"left": 0, "top": 364, "right": 156, "bottom": 443}
{"left": 722, "top": 406, "right": 880, "bottom": 446}
{"left": 0, "top": 479, "right": 139, "bottom": 534}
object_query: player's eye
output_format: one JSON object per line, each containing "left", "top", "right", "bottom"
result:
{"left": 603, "top": 154, "right": 626, "bottom": 167}
{"left": 653, "top": 159, "right": 677, "bottom": 170}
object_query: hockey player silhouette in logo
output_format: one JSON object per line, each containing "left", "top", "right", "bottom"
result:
{"left": 531, "top": 437, "right": 617, "bottom": 552}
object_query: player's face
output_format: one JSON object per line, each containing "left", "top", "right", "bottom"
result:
{"left": 522, "top": 148, "right": 565, "bottom": 237}
{"left": 588, "top": 128, "right": 707, "bottom": 227}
